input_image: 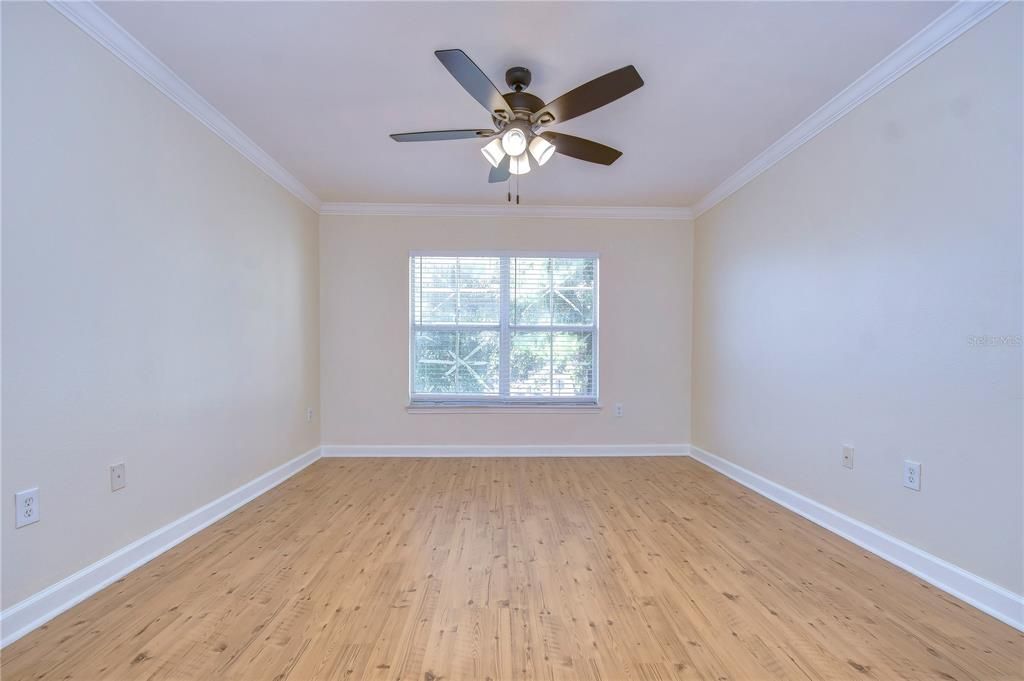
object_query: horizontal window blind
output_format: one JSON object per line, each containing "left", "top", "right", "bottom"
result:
{"left": 411, "top": 254, "right": 597, "bottom": 404}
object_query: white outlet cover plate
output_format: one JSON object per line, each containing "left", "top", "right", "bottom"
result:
{"left": 15, "top": 488, "right": 39, "bottom": 528}
{"left": 110, "top": 463, "right": 126, "bottom": 491}
{"left": 842, "top": 445, "right": 854, "bottom": 469}
{"left": 903, "top": 460, "right": 921, "bottom": 491}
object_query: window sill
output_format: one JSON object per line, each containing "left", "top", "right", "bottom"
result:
{"left": 406, "top": 403, "right": 602, "bottom": 414}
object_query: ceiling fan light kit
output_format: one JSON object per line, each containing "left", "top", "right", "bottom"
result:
{"left": 509, "top": 153, "right": 531, "bottom": 175}
{"left": 501, "top": 126, "right": 528, "bottom": 156}
{"left": 390, "top": 49, "right": 644, "bottom": 196}
{"left": 481, "top": 138, "right": 505, "bottom": 168}
{"left": 528, "top": 135, "right": 555, "bottom": 166}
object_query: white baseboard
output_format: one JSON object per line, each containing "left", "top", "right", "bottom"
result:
{"left": 0, "top": 446, "right": 321, "bottom": 648}
{"left": 5, "top": 442, "right": 1019, "bottom": 649}
{"left": 688, "top": 445, "right": 1024, "bottom": 632}
{"left": 321, "top": 444, "right": 690, "bottom": 458}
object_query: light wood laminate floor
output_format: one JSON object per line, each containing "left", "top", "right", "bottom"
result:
{"left": 2, "top": 457, "right": 1021, "bottom": 680}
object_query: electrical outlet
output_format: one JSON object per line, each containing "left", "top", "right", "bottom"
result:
{"left": 15, "top": 488, "right": 39, "bottom": 528}
{"left": 614, "top": 403, "right": 624, "bottom": 417}
{"left": 110, "top": 463, "right": 126, "bottom": 492}
{"left": 903, "top": 460, "right": 921, "bottom": 491}
{"left": 842, "top": 445, "right": 854, "bottom": 469}
{"left": 306, "top": 407, "right": 314, "bottom": 423}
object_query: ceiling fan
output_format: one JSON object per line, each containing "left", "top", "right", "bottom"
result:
{"left": 390, "top": 50, "right": 644, "bottom": 184}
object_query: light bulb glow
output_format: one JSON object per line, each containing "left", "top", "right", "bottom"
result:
{"left": 509, "top": 153, "right": 531, "bottom": 175}
{"left": 529, "top": 136, "right": 556, "bottom": 166}
{"left": 501, "top": 128, "right": 528, "bottom": 157}
{"left": 481, "top": 138, "right": 505, "bottom": 168}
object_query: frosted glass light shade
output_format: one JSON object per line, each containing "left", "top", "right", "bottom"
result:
{"left": 509, "top": 153, "right": 531, "bottom": 175}
{"left": 501, "top": 128, "right": 528, "bottom": 156}
{"left": 528, "top": 135, "right": 556, "bottom": 165}
{"left": 481, "top": 138, "right": 505, "bottom": 168}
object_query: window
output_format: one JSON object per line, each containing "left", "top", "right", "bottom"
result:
{"left": 410, "top": 253, "right": 598, "bottom": 405}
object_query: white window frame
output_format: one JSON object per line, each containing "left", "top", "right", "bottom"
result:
{"left": 409, "top": 250, "right": 599, "bottom": 407}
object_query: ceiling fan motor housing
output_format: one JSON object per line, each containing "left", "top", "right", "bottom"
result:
{"left": 500, "top": 67, "right": 552, "bottom": 125}
{"left": 500, "top": 91, "right": 545, "bottom": 117}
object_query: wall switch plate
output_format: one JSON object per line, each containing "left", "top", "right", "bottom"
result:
{"left": 15, "top": 488, "right": 39, "bottom": 528}
{"left": 110, "top": 463, "right": 126, "bottom": 492}
{"left": 614, "top": 403, "right": 624, "bottom": 417}
{"left": 306, "top": 407, "right": 314, "bottom": 423}
{"left": 903, "top": 460, "right": 921, "bottom": 491}
{"left": 842, "top": 445, "right": 854, "bottom": 469}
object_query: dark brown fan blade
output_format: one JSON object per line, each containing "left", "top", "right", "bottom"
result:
{"left": 540, "top": 132, "right": 622, "bottom": 165}
{"left": 435, "top": 49, "right": 514, "bottom": 120}
{"left": 390, "top": 129, "right": 495, "bottom": 142}
{"left": 488, "top": 155, "right": 511, "bottom": 183}
{"left": 531, "top": 66, "right": 643, "bottom": 125}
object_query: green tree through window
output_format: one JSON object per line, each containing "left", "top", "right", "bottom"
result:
{"left": 411, "top": 254, "right": 597, "bottom": 403}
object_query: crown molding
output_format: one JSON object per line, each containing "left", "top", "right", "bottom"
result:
{"left": 43, "top": 0, "right": 692, "bottom": 221}
{"left": 319, "top": 202, "right": 694, "bottom": 221}
{"left": 48, "top": 1, "right": 322, "bottom": 212}
{"left": 50, "top": 0, "right": 1002, "bottom": 221}
{"left": 692, "top": 0, "right": 1008, "bottom": 218}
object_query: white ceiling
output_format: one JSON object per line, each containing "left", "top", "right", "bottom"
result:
{"left": 100, "top": 1, "right": 951, "bottom": 207}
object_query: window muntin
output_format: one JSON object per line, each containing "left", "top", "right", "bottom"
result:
{"left": 411, "top": 254, "right": 598, "bottom": 404}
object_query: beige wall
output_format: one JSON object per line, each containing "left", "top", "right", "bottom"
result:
{"left": 1, "top": 3, "right": 321, "bottom": 607}
{"left": 320, "top": 214, "right": 693, "bottom": 446}
{"left": 693, "top": 6, "right": 1023, "bottom": 594}
{"left": 4, "top": 0, "right": 1018, "bottom": 619}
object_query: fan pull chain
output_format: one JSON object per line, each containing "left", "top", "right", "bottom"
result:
{"left": 503, "top": 170, "right": 520, "bottom": 205}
